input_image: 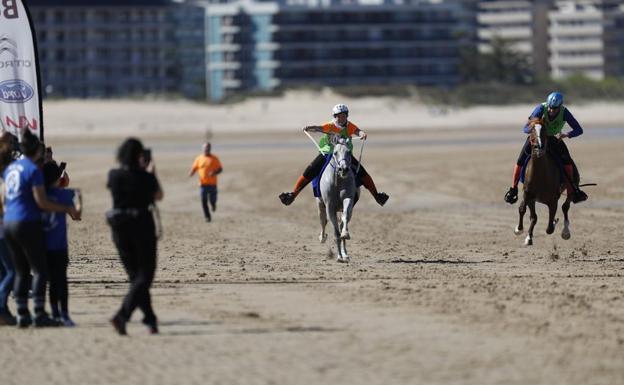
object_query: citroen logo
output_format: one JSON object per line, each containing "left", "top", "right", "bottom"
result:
{"left": 0, "top": 35, "right": 18, "bottom": 57}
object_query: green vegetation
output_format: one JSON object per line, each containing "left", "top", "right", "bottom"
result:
{"left": 333, "top": 37, "right": 624, "bottom": 107}
{"left": 214, "top": 38, "right": 624, "bottom": 106}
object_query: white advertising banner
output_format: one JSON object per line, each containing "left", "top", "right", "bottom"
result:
{"left": 0, "top": 0, "right": 43, "bottom": 140}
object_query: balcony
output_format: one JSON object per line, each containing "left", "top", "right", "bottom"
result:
{"left": 550, "top": 55, "right": 604, "bottom": 67}
{"left": 478, "top": 13, "right": 531, "bottom": 25}
{"left": 549, "top": 39, "right": 603, "bottom": 51}
{"left": 549, "top": 25, "right": 603, "bottom": 37}
{"left": 478, "top": 27, "right": 532, "bottom": 40}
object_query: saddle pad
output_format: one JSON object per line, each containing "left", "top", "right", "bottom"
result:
{"left": 312, "top": 155, "right": 332, "bottom": 198}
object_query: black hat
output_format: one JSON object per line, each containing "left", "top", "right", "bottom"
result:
{"left": 43, "top": 162, "right": 63, "bottom": 187}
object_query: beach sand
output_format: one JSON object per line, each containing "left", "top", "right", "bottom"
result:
{"left": 1, "top": 94, "right": 624, "bottom": 385}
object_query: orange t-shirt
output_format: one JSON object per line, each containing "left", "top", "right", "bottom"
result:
{"left": 321, "top": 121, "right": 359, "bottom": 136}
{"left": 191, "top": 154, "right": 222, "bottom": 186}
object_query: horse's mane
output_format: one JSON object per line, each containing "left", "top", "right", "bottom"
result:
{"left": 527, "top": 117, "right": 544, "bottom": 131}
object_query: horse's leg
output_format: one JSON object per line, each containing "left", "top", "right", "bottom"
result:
{"left": 340, "top": 198, "right": 353, "bottom": 240}
{"left": 326, "top": 204, "right": 343, "bottom": 261}
{"left": 561, "top": 198, "right": 571, "bottom": 240}
{"left": 317, "top": 198, "right": 328, "bottom": 243}
{"left": 525, "top": 200, "right": 537, "bottom": 246}
{"left": 515, "top": 196, "right": 526, "bottom": 235}
{"left": 546, "top": 200, "right": 558, "bottom": 235}
{"left": 340, "top": 239, "right": 349, "bottom": 263}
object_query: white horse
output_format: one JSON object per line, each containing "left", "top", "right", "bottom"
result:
{"left": 317, "top": 136, "right": 360, "bottom": 263}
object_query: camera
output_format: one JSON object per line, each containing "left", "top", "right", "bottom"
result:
{"left": 143, "top": 148, "right": 152, "bottom": 164}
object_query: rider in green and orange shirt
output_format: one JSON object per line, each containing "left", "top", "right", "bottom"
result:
{"left": 279, "top": 104, "right": 389, "bottom": 207}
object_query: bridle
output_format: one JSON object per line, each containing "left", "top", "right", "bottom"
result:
{"left": 529, "top": 123, "right": 547, "bottom": 158}
{"left": 330, "top": 139, "right": 352, "bottom": 179}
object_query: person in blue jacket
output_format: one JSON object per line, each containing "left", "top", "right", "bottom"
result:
{"left": 504, "top": 92, "right": 588, "bottom": 205}
{"left": 3, "top": 131, "right": 80, "bottom": 328}
{"left": 42, "top": 162, "right": 82, "bottom": 327}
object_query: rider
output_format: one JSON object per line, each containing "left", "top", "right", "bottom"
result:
{"left": 279, "top": 104, "right": 389, "bottom": 206}
{"left": 504, "top": 91, "right": 588, "bottom": 204}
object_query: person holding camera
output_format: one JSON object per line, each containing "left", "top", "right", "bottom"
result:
{"left": 106, "top": 138, "right": 163, "bottom": 335}
{"left": 3, "top": 131, "right": 80, "bottom": 328}
{"left": 189, "top": 142, "right": 222, "bottom": 222}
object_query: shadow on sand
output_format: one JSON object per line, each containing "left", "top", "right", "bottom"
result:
{"left": 388, "top": 259, "right": 494, "bottom": 264}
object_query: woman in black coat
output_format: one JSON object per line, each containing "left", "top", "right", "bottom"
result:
{"left": 107, "top": 138, "right": 163, "bottom": 335}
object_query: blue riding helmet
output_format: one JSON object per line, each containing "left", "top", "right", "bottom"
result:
{"left": 546, "top": 92, "right": 563, "bottom": 108}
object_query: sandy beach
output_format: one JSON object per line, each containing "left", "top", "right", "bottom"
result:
{"left": 42, "top": 90, "right": 624, "bottom": 136}
{"left": 1, "top": 93, "right": 624, "bottom": 385}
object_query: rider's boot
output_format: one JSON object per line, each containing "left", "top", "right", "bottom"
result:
{"left": 361, "top": 174, "right": 389, "bottom": 206}
{"left": 279, "top": 175, "right": 310, "bottom": 206}
{"left": 504, "top": 164, "right": 522, "bottom": 204}
{"left": 564, "top": 164, "right": 587, "bottom": 204}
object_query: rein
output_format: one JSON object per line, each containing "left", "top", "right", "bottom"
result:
{"left": 355, "top": 138, "right": 364, "bottom": 175}
{"left": 303, "top": 130, "right": 366, "bottom": 183}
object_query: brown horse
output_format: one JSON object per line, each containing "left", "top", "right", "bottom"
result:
{"left": 514, "top": 118, "right": 574, "bottom": 245}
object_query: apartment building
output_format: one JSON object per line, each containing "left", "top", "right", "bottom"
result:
{"left": 548, "top": 0, "right": 606, "bottom": 79}
{"left": 477, "top": 0, "right": 554, "bottom": 77}
{"left": 603, "top": 2, "right": 624, "bottom": 77}
{"left": 205, "top": 0, "right": 473, "bottom": 101}
{"left": 28, "top": 0, "right": 192, "bottom": 98}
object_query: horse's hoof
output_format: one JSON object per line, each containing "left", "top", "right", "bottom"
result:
{"left": 524, "top": 236, "right": 533, "bottom": 246}
{"left": 514, "top": 226, "right": 523, "bottom": 235}
{"left": 319, "top": 234, "right": 327, "bottom": 243}
{"left": 546, "top": 227, "right": 554, "bottom": 235}
{"left": 561, "top": 229, "right": 571, "bottom": 240}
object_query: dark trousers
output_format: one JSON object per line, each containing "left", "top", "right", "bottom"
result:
{"left": 517, "top": 136, "right": 572, "bottom": 166}
{"left": 4, "top": 221, "right": 47, "bottom": 316}
{"left": 111, "top": 215, "right": 157, "bottom": 325}
{"left": 0, "top": 238, "right": 15, "bottom": 312}
{"left": 304, "top": 153, "right": 368, "bottom": 181}
{"left": 47, "top": 249, "right": 69, "bottom": 316}
{"left": 200, "top": 185, "right": 217, "bottom": 220}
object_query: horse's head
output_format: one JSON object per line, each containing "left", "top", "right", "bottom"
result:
{"left": 528, "top": 118, "right": 547, "bottom": 157}
{"left": 332, "top": 137, "right": 352, "bottom": 179}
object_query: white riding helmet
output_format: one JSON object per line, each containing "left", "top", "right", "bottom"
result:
{"left": 332, "top": 104, "right": 349, "bottom": 116}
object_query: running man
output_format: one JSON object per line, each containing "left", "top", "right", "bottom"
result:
{"left": 189, "top": 143, "right": 223, "bottom": 222}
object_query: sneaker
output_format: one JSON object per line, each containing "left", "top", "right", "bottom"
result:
{"left": 375, "top": 192, "right": 389, "bottom": 206}
{"left": 33, "top": 313, "right": 62, "bottom": 327}
{"left": 110, "top": 315, "right": 127, "bottom": 336}
{"left": 146, "top": 322, "right": 159, "bottom": 335}
{"left": 504, "top": 186, "right": 518, "bottom": 204}
{"left": 0, "top": 309, "right": 17, "bottom": 326}
{"left": 61, "top": 316, "right": 76, "bottom": 327}
{"left": 17, "top": 313, "right": 32, "bottom": 328}
{"left": 279, "top": 192, "right": 296, "bottom": 206}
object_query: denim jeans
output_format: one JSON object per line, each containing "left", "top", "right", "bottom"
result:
{"left": 0, "top": 238, "right": 15, "bottom": 312}
{"left": 4, "top": 221, "right": 47, "bottom": 316}
{"left": 200, "top": 185, "right": 218, "bottom": 220}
